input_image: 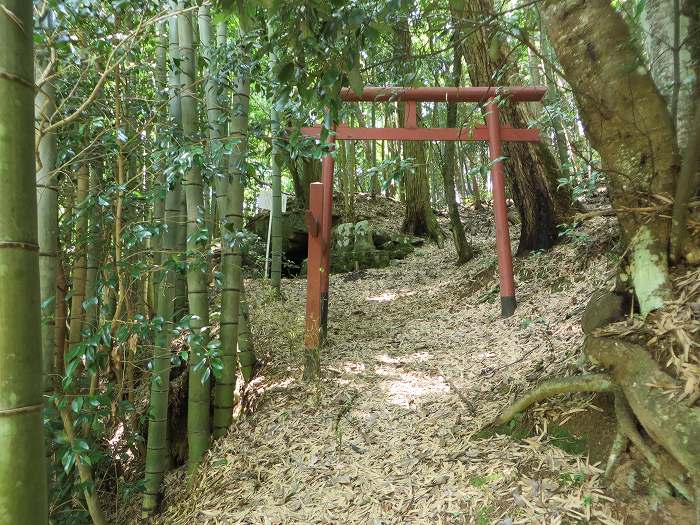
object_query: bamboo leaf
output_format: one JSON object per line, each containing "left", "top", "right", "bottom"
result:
{"left": 348, "top": 66, "right": 363, "bottom": 97}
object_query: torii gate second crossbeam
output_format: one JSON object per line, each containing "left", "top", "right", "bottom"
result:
{"left": 302, "top": 86, "right": 546, "bottom": 358}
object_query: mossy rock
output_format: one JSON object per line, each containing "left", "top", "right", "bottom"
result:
{"left": 330, "top": 220, "right": 413, "bottom": 273}
{"left": 294, "top": 218, "right": 418, "bottom": 275}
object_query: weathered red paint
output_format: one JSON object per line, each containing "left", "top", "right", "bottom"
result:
{"left": 339, "top": 86, "right": 546, "bottom": 102}
{"left": 300, "top": 125, "right": 540, "bottom": 142}
{"left": 304, "top": 182, "right": 324, "bottom": 350}
{"left": 303, "top": 86, "right": 544, "bottom": 336}
{"left": 486, "top": 99, "right": 517, "bottom": 317}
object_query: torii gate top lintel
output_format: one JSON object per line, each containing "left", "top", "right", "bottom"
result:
{"left": 337, "top": 85, "right": 546, "bottom": 102}
{"left": 302, "top": 85, "right": 546, "bottom": 355}
{"left": 302, "top": 86, "right": 546, "bottom": 142}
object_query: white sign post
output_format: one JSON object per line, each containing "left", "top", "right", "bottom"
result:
{"left": 256, "top": 190, "right": 288, "bottom": 278}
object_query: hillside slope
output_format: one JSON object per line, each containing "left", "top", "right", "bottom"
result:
{"left": 153, "top": 204, "right": 691, "bottom": 524}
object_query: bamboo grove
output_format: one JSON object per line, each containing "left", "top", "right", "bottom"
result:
{"left": 1, "top": 0, "right": 698, "bottom": 523}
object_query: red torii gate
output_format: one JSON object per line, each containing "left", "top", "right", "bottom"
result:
{"left": 302, "top": 86, "right": 546, "bottom": 354}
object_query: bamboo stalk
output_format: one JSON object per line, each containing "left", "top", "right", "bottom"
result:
{"left": 35, "top": 58, "right": 59, "bottom": 393}
{"left": 269, "top": 26, "right": 284, "bottom": 293}
{"left": 178, "top": 0, "right": 212, "bottom": 474}
{"left": 142, "top": 12, "right": 183, "bottom": 514}
{"left": 0, "top": 3, "right": 49, "bottom": 523}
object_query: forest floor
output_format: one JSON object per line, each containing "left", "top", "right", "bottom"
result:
{"left": 152, "top": 197, "right": 693, "bottom": 525}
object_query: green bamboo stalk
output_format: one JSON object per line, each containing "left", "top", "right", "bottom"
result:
{"left": 62, "top": 163, "right": 109, "bottom": 525}
{"left": 174, "top": 186, "right": 188, "bottom": 321}
{"left": 178, "top": 0, "right": 212, "bottom": 473}
{"left": 81, "top": 163, "right": 103, "bottom": 437}
{"left": 225, "top": 10, "right": 252, "bottom": 386}
{"left": 152, "top": 20, "right": 168, "bottom": 314}
{"left": 142, "top": 13, "right": 182, "bottom": 516}
{"left": 0, "top": 3, "right": 48, "bottom": 523}
{"left": 35, "top": 59, "right": 58, "bottom": 393}
{"left": 268, "top": 22, "right": 283, "bottom": 292}
{"left": 196, "top": 9, "right": 220, "bottom": 273}
{"left": 237, "top": 280, "right": 255, "bottom": 382}
{"left": 142, "top": 185, "right": 179, "bottom": 518}
{"left": 66, "top": 163, "right": 89, "bottom": 369}
{"left": 200, "top": 7, "right": 242, "bottom": 439}
{"left": 84, "top": 164, "right": 102, "bottom": 336}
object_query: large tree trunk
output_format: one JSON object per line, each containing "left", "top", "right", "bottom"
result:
{"left": 496, "top": 3, "right": 699, "bottom": 505}
{"left": 394, "top": 14, "right": 443, "bottom": 243}
{"left": 452, "top": 0, "right": 571, "bottom": 254}
{"left": 542, "top": 0, "right": 678, "bottom": 315}
{"left": 289, "top": 157, "right": 321, "bottom": 209}
{"left": 643, "top": 0, "right": 696, "bottom": 148}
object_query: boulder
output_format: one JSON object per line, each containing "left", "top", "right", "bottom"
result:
{"left": 330, "top": 220, "right": 417, "bottom": 273}
{"left": 247, "top": 206, "right": 418, "bottom": 275}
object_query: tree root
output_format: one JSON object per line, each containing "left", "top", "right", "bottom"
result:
{"left": 494, "top": 335, "right": 700, "bottom": 520}
{"left": 494, "top": 374, "right": 613, "bottom": 426}
{"left": 604, "top": 430, "right": 628, "bottom": 477}
{"left": 612, "top": 390, "right": 693, "bottom": 500}
{"left": 584, "top": 337, "right": 700, "bottom": 479}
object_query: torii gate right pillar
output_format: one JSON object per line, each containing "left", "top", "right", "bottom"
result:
{"left": 486, "top": 99, "right": 516, "bottom": 317}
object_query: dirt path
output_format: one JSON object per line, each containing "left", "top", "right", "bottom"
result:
{"left": 158, "top": 216, "right": 632, "bottom": 524}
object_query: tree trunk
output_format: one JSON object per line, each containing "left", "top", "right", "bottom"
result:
{"left": 0, "top": 2, "right": 49, "bottom": 523}
{"left": 453, "top": 0, "right": 571, "bottom": 254}
{"left": 643, "top": 0, "right": 695, "bottom": 148}
{"left": 443, "top": 25, "right": 474, "bottom": 264}
{"left": 394, "top": 14, "right": 443, "bottom": 243}
{"left": 542, "top": 0, "right": 678, "bottom": 315}
{"left": 540, "top": 32, "right": 571, "bottom": 181}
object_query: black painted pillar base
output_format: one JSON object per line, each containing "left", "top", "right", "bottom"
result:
{"left": 320, "top": 292, "right": 329, "bottom": 343}
{"left": 501, "top": 295, "right": 516, "bottom": 318}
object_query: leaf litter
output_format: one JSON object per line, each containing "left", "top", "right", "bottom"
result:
{"left": 151, "top": 206, "right": 673, "bottom": 525}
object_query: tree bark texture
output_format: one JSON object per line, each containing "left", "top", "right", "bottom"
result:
{"left": 542, "top": 0, "right": 678, "bottom": 314}
{"left": 394, "top": 15, "right": 443, "bottom": 243}
{"left": 453, "top": 0, "right": 571, "bottom": 254}
{"left": 643, "top": 0, "right": 695, "bottom": 148}
{"left": 443, "top": 24, "right": 474, "bottom": 263}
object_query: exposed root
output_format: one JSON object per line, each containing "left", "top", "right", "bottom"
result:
{"left": 584, "top": 337, "right": 700, "bottom": 479}
{"left": 493, "top": 344, "right": 698, "bottom": 510}
{"left": 494, "top": 374, "right": 613, "bottom": 426}
{"left": 604, "top": 430, "right": 628, "bottom": 477}
{"left": 613, "top": 390, "right": 693, "bottom": 500}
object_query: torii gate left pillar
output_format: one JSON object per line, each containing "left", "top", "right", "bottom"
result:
{"left": 303, "top": 86, "right": 546, "bottom": 366}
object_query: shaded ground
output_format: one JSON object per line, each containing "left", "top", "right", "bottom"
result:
{"left": 153, "top": 204, "right": 690, "bottom": 524}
